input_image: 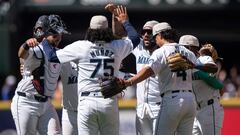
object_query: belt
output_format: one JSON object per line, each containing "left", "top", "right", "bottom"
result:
{"left": 81, "top": 91, "right": 103, "bottom": 97}
{"left": 17, "top": 91, "right": 49, "bottom": 102}
{"left": 160, "top": 90, "right": 192, "bottom": 97}
{"left": 198, "top": 98, "right": 218, "bottom": 109}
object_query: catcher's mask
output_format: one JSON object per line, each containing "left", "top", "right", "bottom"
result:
{"left": 33, "top": 15, "right": 49, "bottom": 39}
{"left": 48, "top": 14, "right": 70, "bottom": 35}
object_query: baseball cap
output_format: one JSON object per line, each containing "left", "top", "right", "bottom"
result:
{"left": 179, "top": 35, "right": 199, "bottom": 47}
{"left": 152, "top": 22, "right": 172, "bottom": 36}
{"left": 90, "top": 15, "right": 108, "bottom": 29}
{"left": 143, "top": 20, "right": 159, "bottom": 30}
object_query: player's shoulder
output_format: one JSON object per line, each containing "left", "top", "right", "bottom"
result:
{"left": 72, "top": 40, "right": 91, "bottom": 45}
{"left": 111, "top": 37, "right": 131, "bottom": 44}
{"left": 29, "top": 44, "right": 44, "bottom": 58}
{"left": 65, "top": 40, "right": 92, "bottom": 49}
{"left": 197, "top": 55, "right": 215, "bottom": 65}
{"left": 133, "top": 40, "right": 144, "bottom": 51}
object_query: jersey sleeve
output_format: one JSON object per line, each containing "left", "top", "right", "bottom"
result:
{"left": 196, "top": 56, "right": 216, "bottom": 65}
{"left": 132, "top": 39, "right": 143, "bottom": 56}
{"left": 113, "top": 38, "right": 134, "bottom": 59}
{"left": 26, "top": 45, "right": 43, "bottom": 59}
{"left": 146, "top": 49, "right": 165, "bottom": 75}
{"left": 56, "top": 41, "right": 88, "bottom": 63}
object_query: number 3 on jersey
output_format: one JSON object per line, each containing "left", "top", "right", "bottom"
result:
{"left": 90, "top": 58, "right": 114, "bottom": 78}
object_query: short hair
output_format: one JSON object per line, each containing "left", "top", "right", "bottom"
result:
{"left": 160, "top": 29, "right": 178, "bottom": 42}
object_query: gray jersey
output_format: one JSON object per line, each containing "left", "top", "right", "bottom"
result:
{"left": 147, "top": 43, "right": 197, "bottom": 93}
{"left": 61, "top": 62, "right": 78, "bottom": 111}
{"left": 56, "top": 39, "right": 133, "bottom": 94}
{"left": 18, "top": 44, "right": 61, "bottom": 97}
{"left": 193, "top": 56, "right": 220, "bottom": 103}
{"left": 132, "top": 40, "right": 161, "bottom": 118}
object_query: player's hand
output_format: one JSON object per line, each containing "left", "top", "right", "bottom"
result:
{"left": 26, "top": 38, "right": 39, "bottom": 47}
{"left": 105, "top": 3, "right": 117, "bottom": 15}
{"left": 124, "top": 78, "right": 133, "bottom": 87}
{"left": 115, "top": 5, "right": 129, "bottom": 24}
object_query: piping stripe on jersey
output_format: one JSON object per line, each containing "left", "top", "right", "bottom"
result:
{"left": 212, "top": 104, "right": 216, "bottom": 135}
{"left": 16, "top": 95, "right": 21, "bottom": 135}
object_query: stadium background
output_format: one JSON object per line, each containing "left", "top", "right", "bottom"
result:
{"left": 0, "top": 0, "right": 240, "bottom": 134}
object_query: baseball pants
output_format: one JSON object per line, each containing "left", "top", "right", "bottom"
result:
{"left": 11, "top": 95, "right": 61, "bottom": 135}
{"left": 136, "top": 113, "right": 157, "bottom": 135}
{"left": 155, "top": 91, "right": 197, "bottom": 135}
{"left": 194, "top": 100, "right": 224, "bottom": 135}
{"left": 62, "top": 108, "right": 78, "bottom": 135}
{"left": 77, "top": 96, "right": 119, "bottom": 135}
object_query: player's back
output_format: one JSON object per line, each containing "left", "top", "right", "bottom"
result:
{"left": 75, "top": 40, "right": 133, "bottom": 91}
{"left": 150, "top": 43, "right": 196, "bottom": 93}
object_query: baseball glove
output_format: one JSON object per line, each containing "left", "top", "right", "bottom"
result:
{"left": 167, "top": 53, "right": 194, "bottom": 72}
{"left": 199, "top": 44, "right": 218, "bottom": 61}
{"left": 100, "top": 77, "right": 126, "bottom": 98}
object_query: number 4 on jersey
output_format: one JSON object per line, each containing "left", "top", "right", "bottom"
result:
{"left": 177, "top": 70, "right": 187, "bottom": 81}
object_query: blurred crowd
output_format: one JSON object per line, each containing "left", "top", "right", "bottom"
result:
{"left": 1, "top": 63, "right": 240, "bottom": 101}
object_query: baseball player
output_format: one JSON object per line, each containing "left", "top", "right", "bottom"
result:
{"left": 21, "top": 15, "right": 79, "bottom": 135}
{"left": 125, "top": 22, "right": 197, "bottom": 135}
{"left": 131, "top": 20, "right": 161, "bottom": 135}
{"left": 41, "top": 6, "right": 140, "bottom": 135}
{"left": 179, "top": 35, "right": 224, "bottom": 135}
{"left": 60, "top": 61, "right": 78, "bottom": 135}
{"left": 11, "top": 14, "right": 69, "bottom": 135}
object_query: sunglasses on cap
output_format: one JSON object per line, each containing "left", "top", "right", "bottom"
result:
{"left": 141, "top": 29, "right": 152, "bottom": 35}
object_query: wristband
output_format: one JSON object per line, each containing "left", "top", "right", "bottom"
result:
{"left": 22, "top": 43, "right": 30, "bottom": 50}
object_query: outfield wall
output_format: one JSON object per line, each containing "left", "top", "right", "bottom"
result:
{"left": 0, "top": 99, "right": 239, "bottom": 135}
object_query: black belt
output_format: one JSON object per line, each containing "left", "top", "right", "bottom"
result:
{"left": 81, "top": 92, "right": 91, "bottom": 96}
{"left": 160, "top": 90, "right": 192, "bottom": 97}
{"left": 81, "top": 91, "right": 103, "bottom": 97}
{"left": 17, "top": 91, "right": 48, "bottom": 102}
{"left": 207, "top": 99, "right": 214, "bottom": 105}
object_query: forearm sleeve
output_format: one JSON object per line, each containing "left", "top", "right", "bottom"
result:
{"left": 122, "top": 21, "right": 140, "bottom": 48}
{"left": 193, "top": 70, "right": 224, "bottom": 90}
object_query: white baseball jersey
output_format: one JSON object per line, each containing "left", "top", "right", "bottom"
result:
{"left": 60, "top": 61, "right": 78, "bottom": 135}
{"left": 55, "top": 39, "right": 134, "bottom": 135}
{"left": 56, "top": 39, "right": 133, "bottom": 94}
{"left": 147, "top": 43, "right": 197, "bottom": 135}
{"left": 60, "top": 61, "right": 78, "bottom": 111}
{"left": 11, "top": 43, "right": 62, "bottom": 135}
{"left": 20, "top": 44, "right": 61, "bottom": 97}
{"left": 147, "top": 43, "right": 196, "bottom": 93}
{"left": 132, "top": 40, "right": 161, "bottom": 119}
{"left": 192, "top": 56, "right": 224, "bottom": 135}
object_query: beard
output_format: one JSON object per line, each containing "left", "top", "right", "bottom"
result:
{"left": 143, "top": 40, "right": 157, "bottom": 50}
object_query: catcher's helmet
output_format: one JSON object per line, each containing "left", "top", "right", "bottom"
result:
{"left": 33, "top": 15, "right": 49, "bottom": 39}
{"left": 48, "top": 14, "right": 70, "bottom": 35}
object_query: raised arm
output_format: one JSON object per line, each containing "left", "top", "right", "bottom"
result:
{"left": 105, "top": 3, "right": 127, "bottom": 39}
{"left": 114, "top": 5, "right": 140, "bottom": 48}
